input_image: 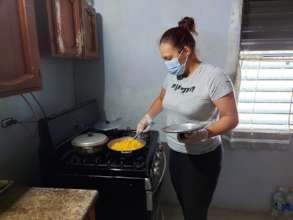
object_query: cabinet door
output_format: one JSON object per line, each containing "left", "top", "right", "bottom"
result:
{"left": 82, "top": 1, "right": 98, "bottom": 59}
{"left": 0, "top": 0, "right": 41, "bottom": 97}
{"left": 49, "top": 0, "right": 82, "bottom": 57}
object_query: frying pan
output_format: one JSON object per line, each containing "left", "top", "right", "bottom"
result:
{"left": 107, "top": 136, "right": 146, "bottom": 154}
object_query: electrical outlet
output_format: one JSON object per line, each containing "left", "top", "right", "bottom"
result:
{"left": 0, "top": 117, "right": 18, "bottom": 128}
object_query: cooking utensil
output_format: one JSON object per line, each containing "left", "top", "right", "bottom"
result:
{"left": 162, "top": 123, "right": 205, "bottom": 134}
{"left": 71, "top": 132, "right": 109, "bottom": 154}
{"left": 133, "top": 132, "right": 141, "bottom": 139}
{"left": 107, "top": 136, "right": 146, "bottom": 154}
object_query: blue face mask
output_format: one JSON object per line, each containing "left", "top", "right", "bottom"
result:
{"left": 164, "top": 49, "right": 189, "bottom": 76}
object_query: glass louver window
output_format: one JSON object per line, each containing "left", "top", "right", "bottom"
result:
{"left": 236, "top": 51, "right": 293, "bottom": 133}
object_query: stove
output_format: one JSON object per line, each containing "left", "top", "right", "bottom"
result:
{"left": 59, "top": 130, "right": 158, "bottom": 176}
{"left": 38, "top": 100, "right": 166, "bottom": 220}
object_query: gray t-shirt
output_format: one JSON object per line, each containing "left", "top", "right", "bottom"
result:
{"left": 162, "top": 63, "right": 234, "bottom": 155}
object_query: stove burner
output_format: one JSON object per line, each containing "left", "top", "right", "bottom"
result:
{"left": 66, "top": 150, "right": 146, "bottom": 170}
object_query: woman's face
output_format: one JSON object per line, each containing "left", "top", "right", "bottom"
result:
{"left": 160, "top": 42, "right": 190, "bottom": 64}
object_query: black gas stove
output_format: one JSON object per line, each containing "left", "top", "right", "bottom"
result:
{"left": 56, "top": 130, "right": 160, "bottom": 177}
{"left": 38, "top": 101, "right": 166, "bottom": 220}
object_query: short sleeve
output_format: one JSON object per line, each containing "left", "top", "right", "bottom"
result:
{"left": 208, "top": 70, "right": 234, "bottom": 101}
{"left": 162, "top": 75, "right": 169, "bottom": 90}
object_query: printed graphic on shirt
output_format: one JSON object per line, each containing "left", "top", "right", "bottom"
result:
{"left": 171, "top": 83, "right": 195, "bottom": 94}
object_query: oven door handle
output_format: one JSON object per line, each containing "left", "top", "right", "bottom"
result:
{"left": 145, "top": 150, "right": 166, "bottom": 212}
{"left": 153, "top": 151, "right": 167, "bottom": 194}
{"left": 146, "top": 190, "right": 153, "bottom": 211}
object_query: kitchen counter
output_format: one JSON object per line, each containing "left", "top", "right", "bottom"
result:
{"left": 0, "top": 187, "right": 98, "bottom": 220}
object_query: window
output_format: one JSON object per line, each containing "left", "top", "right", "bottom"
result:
{"left": 224, "top": 0, "right": 293, "bottom": 147}
{"left": 236, "top": 51, "right": 293, "bottom": 133}
{"left": 235, "top": 0, "right": 293, "bottom": 133}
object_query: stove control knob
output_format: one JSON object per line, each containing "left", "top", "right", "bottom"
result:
{"left": 155, "top": 151, "right": 162, "bottom": 158}
{"left": 153, "top": 167, "right": 160, "bottom": 176}
{"left": 154, "top": 161, "right": 160, "bottom": 168}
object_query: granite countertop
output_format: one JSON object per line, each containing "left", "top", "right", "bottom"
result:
{"left": 0, "top": 187, "right": 98, "bottom": 220}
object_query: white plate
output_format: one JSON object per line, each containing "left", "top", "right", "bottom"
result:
{"left": 162, "top": 123, "right": 204, "bottom": 133}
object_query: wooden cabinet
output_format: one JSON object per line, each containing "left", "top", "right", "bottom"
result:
{"left": 82, "top": 1, "right": 99, "bottom": 58}
{"left": 47, "top": 0, "right": 83, "bottom": 57}
{"left": 36, "top": 0, "right": 98, "bottom": 59}
{"left": 0, "top": 0, "right": 41, "bottom": 98}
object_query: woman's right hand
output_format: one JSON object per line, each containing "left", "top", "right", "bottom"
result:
{"left": 136, "top": 114, "right": 152, "bottom": 133}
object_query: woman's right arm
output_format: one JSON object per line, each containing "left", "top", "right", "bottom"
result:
{"left": 145, "top": 88, "right": 166, "bottom": 118}
{"left": 136, "top": 88, "right": 166, "bottom": 133}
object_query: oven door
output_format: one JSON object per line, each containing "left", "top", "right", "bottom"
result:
{"left": 49, "top": 173, "right": 152, "bottom": 220}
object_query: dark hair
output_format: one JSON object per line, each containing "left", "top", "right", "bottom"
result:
{"left": 178, "top": 17, "right": 195, "bottom": 33}
{"left": 160, "top": 17, "right": 196, "bottom": 51}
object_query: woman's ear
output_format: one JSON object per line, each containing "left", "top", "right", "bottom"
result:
{"left": 183, "top": 46, "right": 191, "bottom": 56}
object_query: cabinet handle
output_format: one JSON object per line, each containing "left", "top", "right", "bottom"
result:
{"left": 70, "top": 0, "right": 82, "bottom": 55}
{"left": 76, "top": 30, "right": 83, "bottom": 56}
{"left": 54, "top": 0, "right": 65, "bottom": 54}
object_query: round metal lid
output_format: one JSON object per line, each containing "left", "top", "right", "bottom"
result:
{"left": 71, "top": 132, "right": 108, "bottom": 148}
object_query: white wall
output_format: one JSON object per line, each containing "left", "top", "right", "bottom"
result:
{"left": 91, "top": 0, "right": 293, "bottom": 211}
{"left": 95, "top": 0, "right": 235, "bottom": 126}
{"left": 214, "top": 145, "right": 293, "bottom": 211}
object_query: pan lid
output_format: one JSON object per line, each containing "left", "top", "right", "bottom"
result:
{"left": 71, "top": 132, "right": 108, "bottom": 148}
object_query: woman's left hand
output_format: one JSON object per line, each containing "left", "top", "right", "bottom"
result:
{"left": 177, "top": 128, "right": 209, "bottom": 145}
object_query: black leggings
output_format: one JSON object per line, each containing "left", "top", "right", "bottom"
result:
{"left": 169, "top": 145, "right": 222, "bottom": 220}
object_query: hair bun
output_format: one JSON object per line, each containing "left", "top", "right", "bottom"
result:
{"left": 178, "top": 17, "right": 197, "bottom": 34}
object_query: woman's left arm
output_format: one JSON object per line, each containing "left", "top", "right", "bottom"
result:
{"left": 206, "top": 92, "right": 239, "bottom": 138}
{"left": 180, "top": 92, "right": 238, "bottom": 145}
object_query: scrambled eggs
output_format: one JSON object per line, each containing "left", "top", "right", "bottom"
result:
{"left": 110, "top": 137, "right": 144, "bottom": 151}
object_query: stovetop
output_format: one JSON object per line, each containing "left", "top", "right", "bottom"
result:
{"left": 54, "top": 129, "right": 159, "bottom": 178}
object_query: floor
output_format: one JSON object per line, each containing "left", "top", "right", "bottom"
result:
{"left": 161, "top": 205, "right": 273, "bottom": 220}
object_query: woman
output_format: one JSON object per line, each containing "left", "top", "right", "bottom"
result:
{"left": 136, "top": 17, "right": 238, "bottom": 220}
